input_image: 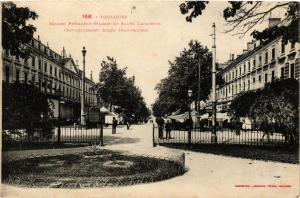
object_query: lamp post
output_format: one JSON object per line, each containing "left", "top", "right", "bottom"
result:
{"left": 81, "top": 47, "right": 87, "bottom": 126}
{"left": 211, "top": 23, "right": 217, "bottom": 143}
{"left": 188, "top": 89, "right": 193, "bottom": 145}
{"left": 56, "top": 90, "right": 65, "bottom": 143}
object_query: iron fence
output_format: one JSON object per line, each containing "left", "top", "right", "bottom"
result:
{"left": 3, "top": 125, "right": 104, "bottom": 145}
{"left": 153, "top": 124, "right": 288, "bottom": 147}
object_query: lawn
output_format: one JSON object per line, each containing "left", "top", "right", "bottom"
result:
{"left": 2, "top": 149, "right": 185, "bottom": 188}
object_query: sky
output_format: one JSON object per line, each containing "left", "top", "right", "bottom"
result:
{"left": 15, "top": 1, "right": 280, "bottom": 108}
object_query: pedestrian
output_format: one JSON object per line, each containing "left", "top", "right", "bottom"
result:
{"left": 126, "top": 118, "right": 130, "bottom": 130}
{"left": 156, "top": 116, "right": 165, "bottom": 139}
{"left": 165, "top": 120, "right": 172, "bottom": 139}
{"left": 112, "top": 117, "right": 117, "bottom": 134}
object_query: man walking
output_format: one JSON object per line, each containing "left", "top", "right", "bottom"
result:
{"left": 165, "top": 120, "right": 172, "bottom": 139}
{"left": 156, "top": 116, "right": 165, "bottom": 139}
{"left": 112, "top": 117, "right": 117, "bottom": 134}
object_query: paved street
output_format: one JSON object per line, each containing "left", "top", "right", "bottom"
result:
{"left": 2, "top": 123, "right": 299, "bottom": 198}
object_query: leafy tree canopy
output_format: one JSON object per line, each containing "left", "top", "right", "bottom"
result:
{"left": 180, "top": 1, "right": 299, "bottom": 43}
{"left": 152, "top": 40, "right": 224, "bottom": 116}
{"left": 2, "top": 2, "right": 38, "bottom": 58}
{"left": 2, "top": 82, "right": 54, "bottom": 138}
{"left": 95, "top": 56, "right": 150, "bottom": 120}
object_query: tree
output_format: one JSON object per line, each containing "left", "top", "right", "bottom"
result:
{"left": 2, "top": 2, "right": 38, "bottom": 58}
{"left": 229, "top": 89, "right": 262, "bottom": 119}
{"left": 2, "top": 82, "right": 54, "bottom": 140}
{"left": 230, "top": 79, "right": 299, "bottom": 144}
{"left": 179, "top": 1, "right": 299, "bottom": 43}
{"left": 152, "top": 40, "right": 224, "bottom": 116}
{"left": 95, "top": 56, "right": 150, "bottom": 121}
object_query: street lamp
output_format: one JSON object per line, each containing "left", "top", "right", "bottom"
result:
{"left": 211, "top": 23, "right": 217, "bottom": 143}
{"left": 56, "top": 89, "right": 65, "bottom": 143}
{"left": 81, "top": 46, "right": 87, "bottom": 126}
{"left": 187, "top": 89, "right": 193, "bottom": 145}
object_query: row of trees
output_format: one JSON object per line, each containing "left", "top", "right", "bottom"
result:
{"left": 94, "top": 56, "right": 150, "bottom": 122}
{"left": 152, "top": 40, "right": 223, "bottom": 116}
{"left": 230, "top": 79, "right": 299, "bottom": 143}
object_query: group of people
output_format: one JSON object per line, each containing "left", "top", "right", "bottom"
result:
{"left": 156, "top": 117, "right": 172, "bottom": 139}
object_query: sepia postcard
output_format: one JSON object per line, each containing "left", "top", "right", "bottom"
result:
{"left": 1, "top": 0, "right": 299, "bottom": 197}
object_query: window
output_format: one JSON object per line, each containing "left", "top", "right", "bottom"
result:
{"left": 44, "top": 62, "right": 47, "bottom": 72}
{"left": 243, "top": 64, "right": 246, "bottom": 74}
{"left": 281, "top": 42, "right": 285, "bottom": 54}
{"left": 265, "top": 51, "right": 268, "bottom": 64}
{"left": 281, "top": 67, "right": 284, "bottom": 79}
{"left": 232, "top": 71, "right": 234, "bottom": 79}
{"left": 271, "top": 71, "right": 275, "bottom": 82}
{"left": 5, "top": 49, "right": 9, "bottom": 56}
{"left": 243, "top": 82, "right": 245, "bottom": 91}
{"left": 38, "top": 59, "right": 42, "bottom": 69}
{"left": 5, "top": 67, "right": 9, "bottom": 82}
{"left": 291, "top": 42, "right": 295, "bottom": 49}
{"left": 253, "top": 59, "right": 256, "bottom": 68}
{"left": 253, "top": 77, "right": 255, "bottom": 83}
{"left": 55, "top": 68, "right": 57, "bottom": 77}
{"left": 264, "top": 73, "right": 268, "bottom": 83}
{"left": 32, "top": 75, "right": 35, "bottom": 84}
{"left": 290, "top": 64, "right": 295, "bottom": 79}
{"left": 50, "top": 65, "right": 52, "bottom": 74}
{"left": 272, "top": 48, "right": 275, "bottom": 60}
{"left": 259, "top": 75, "right": 261, "bottom": 83}
{"left": 284, "top": 63, "right": 289, "bottom": 79}
{"left": 259, "top": 54, "right": 262, "bottom": 66}
{"left": 239, "top": 67, "right": 241, "bottom": 76}
{"left": 295, "top": 59, "right": 300, "bottom": 78}
{"left": 24, "top": 72, "right": 28, "bottom": 84}
{"left": 16, "top": 69, "right": 20, "bottom": 82}
{"left": 248, "top": 80, "right": 250, "bottom": 90}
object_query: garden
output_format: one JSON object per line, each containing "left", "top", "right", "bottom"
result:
{"left": 2, "top": 148, "right": 186, "bottom": 188}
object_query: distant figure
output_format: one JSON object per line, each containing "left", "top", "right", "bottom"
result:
{"left": 260, "top": 120, "right": 271, "bottom": 142}
{"left": 112, "top": 117, "right": 118, "bottom": 134}
{"left": 165, "top": 120, "right": 172, "bottom": 139}
{"left": 156, "top": 117, "right": 165, "bottom": 139}
{"left": 126, "top": 118, "right": 131, "bottom": 130}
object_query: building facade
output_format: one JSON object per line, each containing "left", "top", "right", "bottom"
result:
{"left": 2, "top": 36, "right": 96, "bottom": 121}
{"left": 205, "top": 18, "right": 300, "bottom": 113}
{"left": 215, "top": 37, "right": 299, "bottom": 112}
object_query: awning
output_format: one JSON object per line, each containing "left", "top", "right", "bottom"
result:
{"left": 100, "top": 106, "right": 110, "bottom": 113}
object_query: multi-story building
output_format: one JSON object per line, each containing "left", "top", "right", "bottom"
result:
{"left": 211, "top": 18, "right": 299, "bottom": 112}
{"left": 2, "top": 36, "right": 97, "bottom": 121}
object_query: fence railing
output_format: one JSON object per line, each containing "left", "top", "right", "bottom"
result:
{"left": 153, "top": 124, "right": 288, "bottom": 147}
{"left": 3, "top": 125, "right": 104, "bottom": 145}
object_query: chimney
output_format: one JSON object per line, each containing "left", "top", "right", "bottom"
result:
{"left": 37, "top": 35, "right": 40, "bottom": 41}
{"left": 61, "top": 47, "right": 66, "bottom": 58}
{"left": 231, "top": 54, "right": 234, "bottom": 61}
{"left": 243, "top": 49, "right": 248, "bottom": 54}
{"left": 247, "top": 42, "right": 254, "bottom": 51}
{"left": 46, "top": 42, "right": 49, "bottom": 47}
{"left": 268, "top": 18, "right": 281, "bottom": 28}
{"left": 90, "top": 71, "right": 93, "bottom": 81}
